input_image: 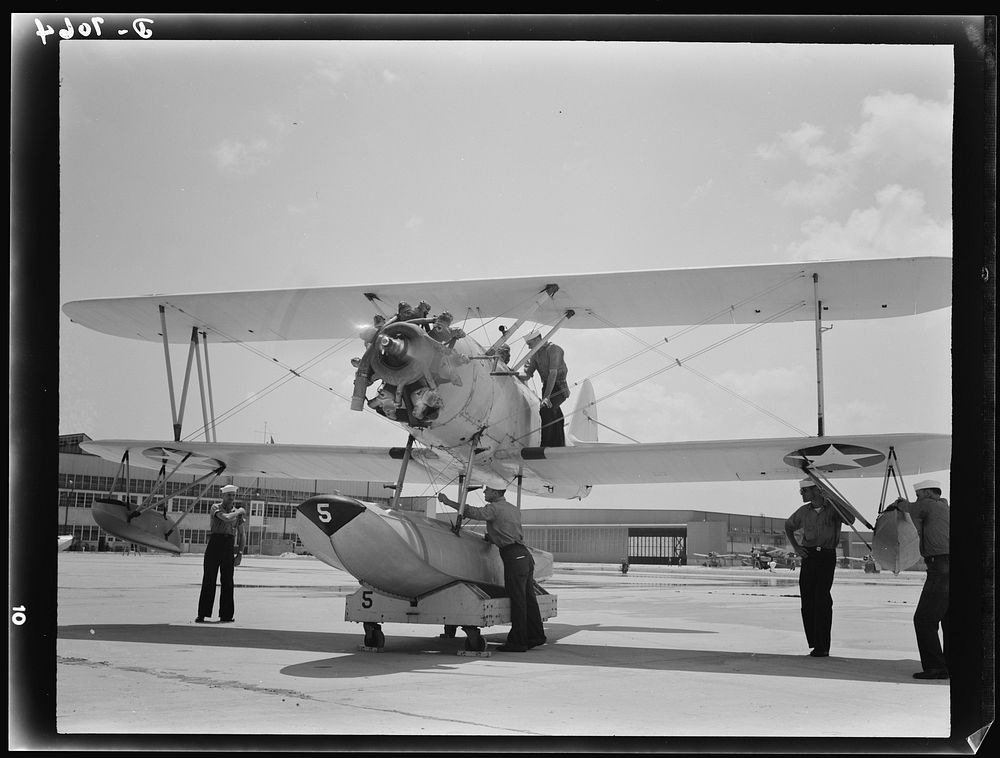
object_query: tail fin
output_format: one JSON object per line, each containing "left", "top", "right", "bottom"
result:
{"left": 567, "top": 379, "right": 599, "bottom": 445}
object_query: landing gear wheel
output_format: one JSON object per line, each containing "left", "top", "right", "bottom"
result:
{"left": 363, "top": 622, "right": 385, "bottom": 649}
{"left": 462, "top": 626, "right": 486, "bottom": 652}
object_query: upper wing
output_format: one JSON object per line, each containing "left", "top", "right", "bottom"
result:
{"left": 80, "top": 439, "right": 463, "bottom": 485}
{"left": 63, "top": 257, "right": 950, "bottom": 343}
{"left": 497, "top": 433, "right": 951, "bottom": 485}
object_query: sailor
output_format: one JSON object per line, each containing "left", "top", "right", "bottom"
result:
{"left": 784, "top": 477, "right": 855, "bottom": 657}
{"left": 196, "top": 484, "right": 245, "bottom": 623}
{"left": 885, "top": 480, "right": 950, "bottom": 680}
{"left": 438, "top": 486, "right": 546, "bottom": 652}
{"left": 518, "top": 328, "right": 569, "bottom": 447}
{"left": 428, "top": 311, "right": 466, "bottom": 347}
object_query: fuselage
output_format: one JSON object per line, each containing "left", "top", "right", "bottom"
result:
{"left": 355, "top": 319, "right": 589, "bottom": 498}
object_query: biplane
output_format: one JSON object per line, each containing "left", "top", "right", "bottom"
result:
{"left": 741, "top": 546, "right": 801, "bottom": 570}
{"left": 62, "top": 256, "right": 951, "bottom": 651}
{"left": 693, "top": 551, "right": 738, "bottom": 568}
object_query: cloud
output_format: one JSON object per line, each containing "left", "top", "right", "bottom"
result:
{"left": 685, "top": 179, "right": 715, "bottom": 206}
{"left": 759, "top": 91, "right": 952, "bottom": 210}
{"left": 604, "top": 386, "right": 708, "bottom": 442}
{"left": 288, "top": 196, "right": 321, "bottom": 215}
{"left": 382, "top": 69, "right": 400, "bottom": 84}
{"left": 714, "top": 365, "right": 808, "bottom": 399}
{"left": 212, "top": 137, "right": 277, "bottom": 174}
{"left": 848, "top": 92, "right": 952, "bottom": 169}
{"left": 317, "top": 64, "right": 347, "bottom": 86}
{"left": 786, "top": 184, "right": 952, "bottom": 260}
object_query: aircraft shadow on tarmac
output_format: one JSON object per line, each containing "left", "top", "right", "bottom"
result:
{"left": 58, "top": 622, "right": 926, "bottom": 684}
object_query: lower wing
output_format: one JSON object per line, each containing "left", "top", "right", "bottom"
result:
{"left": 499, "top": 432, "right": 950, "bottom": 485}
{"left": 79, "top": 439, "right": 462, "bottom": 485}
{"left": 80, "top": 431, "right": 949, "bottom": 493}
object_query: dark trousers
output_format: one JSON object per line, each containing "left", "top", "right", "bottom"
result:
{"left": 914, "top": 557, "right": 949, "bottom": 672}
{"left": 539, "top": 404, "right": 565, "bottom": 447}
{"left": 798, "top": 550, "right": 837, "bottom": 652}
{"left": 500, "top": 544, "right": 545, "bottom": 647}
{"left": 198, "top": 533, "right": 235, "bottom": 620}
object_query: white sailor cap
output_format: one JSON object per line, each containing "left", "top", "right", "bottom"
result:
{"left": 912, "top": 479, "right": 941, "bottom": 492}
{"left": 221, "top": 484, "right": 238, "bottom": 494}
{"left": 798, "top": 478, "right": 817, "bottom": 489}
{"left": 523, "top": 328, "right": 542, "bottom": 342}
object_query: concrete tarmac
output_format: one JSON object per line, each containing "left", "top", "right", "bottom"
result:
{"left": 53, "top": 553, "right": 952, "bottom": 745}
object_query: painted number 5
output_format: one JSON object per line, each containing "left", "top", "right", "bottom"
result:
{"left": 362, "top": 590, "right": 373, "bottom": 609}
{"left": 316, "top": 503, "right": 332, "bottom": 523}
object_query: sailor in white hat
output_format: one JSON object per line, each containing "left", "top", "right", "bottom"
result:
{"left": 886, "top": 478, "right": 950, "bottom": 679}
{"left": 911, "top": 480, "right": 942, "bottom": 494}
{"left": 196, "top": 483, "right": 247, "bottom": 624}
{"left": 517, "top": 327, "right": 569, "bottom": 446}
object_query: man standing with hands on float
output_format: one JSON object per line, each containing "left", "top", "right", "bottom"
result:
{"left": 885, "top": 479, "right": 950, "bottom": 680}
{"left": 438, "top": 486, "right": 546, "bottom": 652}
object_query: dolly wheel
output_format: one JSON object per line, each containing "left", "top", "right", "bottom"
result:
{"left": 462, "top": 626, "right": 486, "bottom": 652}
{"left": 363, "top": 622, "right": 385, "bottom": 649}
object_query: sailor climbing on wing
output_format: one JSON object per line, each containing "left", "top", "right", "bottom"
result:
{"left": 517, "top": 328, "right": 570, "bottom": 447}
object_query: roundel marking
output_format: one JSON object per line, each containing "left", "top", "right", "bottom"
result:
{"left": 783, "top": 443, "right": 885, "bottom": 471}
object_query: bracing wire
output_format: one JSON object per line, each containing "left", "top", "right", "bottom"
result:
{"left": 507, "top": 299, "right": 810, "bottom": 445}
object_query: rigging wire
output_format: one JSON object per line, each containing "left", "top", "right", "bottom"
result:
{"left": 181, "top": 340, "right": 350, "bottom": 441}
{"left": 593, "top": 301, "right": 808, "bottom": 406}
{"left": 506, "top": 300, "right": 810, "bottom": 445}
{"left": 164, "top": 303, "right": 463, "bottom": 487}
{"left": 167, "top": 268, "right": 811, "bottom": 480}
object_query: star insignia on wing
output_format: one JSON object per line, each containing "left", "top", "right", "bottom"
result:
{"left": 784, "top": 444, "right": 883, "bottom": 472}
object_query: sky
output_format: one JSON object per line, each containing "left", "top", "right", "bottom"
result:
{"left": 54, "top": 25, "right": 956, "bottom": 521}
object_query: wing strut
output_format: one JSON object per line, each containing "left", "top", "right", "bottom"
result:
{"left": 451, "top": 432, "right": 484, "bottom": 535}
{"left": 877, "top": 446, "right": 911, "bottom": 514}
{"left": 92, "top": 448, "right": 227, "bottom": 553}
{"left": 488, "top": 284, "right": 559, "bottom": 356}
{"left": 159, "top": 305, "right": 182, "bottom": 441}
{"left": 157, "top": 306, "right": 218, "bottom": 442}
{"left": 812, "top": 273, "right": 833, "bottom": 437}
{"left": 389, "top": 435, "right": 415, "bottom": 510}
{"left": 511, "top": 308, "right": 576, "bottom": 373}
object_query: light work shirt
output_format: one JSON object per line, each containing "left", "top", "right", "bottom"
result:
{"left": 460, "top": 498, "right": 524, "bottom": 548}
{"left": 785, "top": 502, "right": 854, "bottom": 549}
{"left": 896, "top": 495, "right": 949, "bottom": 557}
{"left": 524, "top": 343, "right": 569, "bottom": 402}
{"left": 209, "top": 503, "right": 241, "bottom": 536}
